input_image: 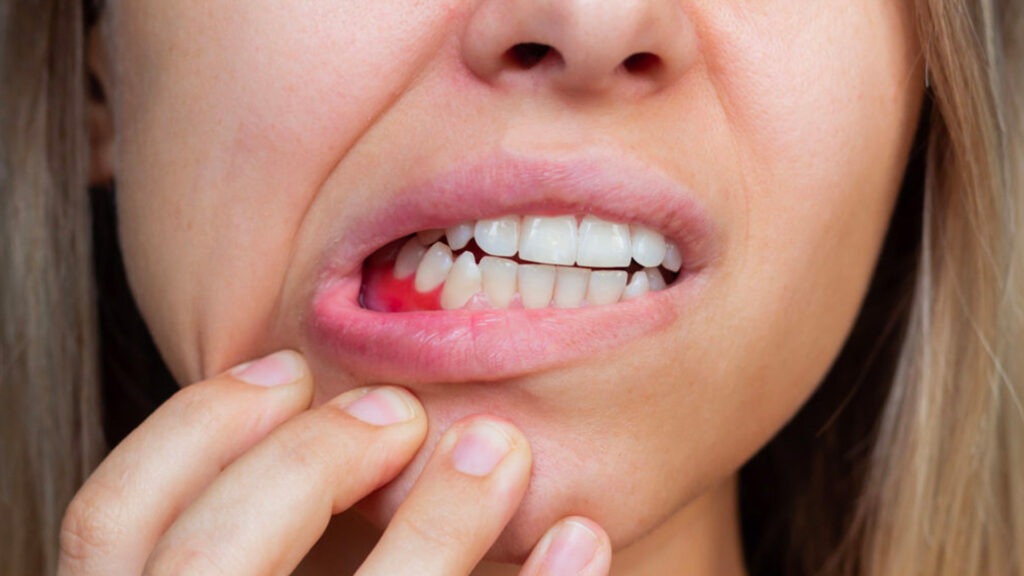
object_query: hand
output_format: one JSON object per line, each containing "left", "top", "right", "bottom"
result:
{"left": 58, "top": 350, "right": 612, "bottom": 575}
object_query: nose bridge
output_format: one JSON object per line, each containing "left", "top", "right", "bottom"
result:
{"left": 462, "top": 0, "right": 697, "bottom": 96}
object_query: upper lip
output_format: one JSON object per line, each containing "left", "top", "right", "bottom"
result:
{"left": 317, "top": 150, "right": 720, "bottom": 280}
{"left": 305, "top": 149, "right": 721, "bottom": 383}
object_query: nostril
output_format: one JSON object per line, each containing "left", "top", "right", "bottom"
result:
{"left": 505, "top": 43, "right": 560, "bottom": 70}
{"left": 621, "top": 52, "right": 661, "bottom": 75}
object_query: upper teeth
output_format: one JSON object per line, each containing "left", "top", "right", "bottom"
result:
{"left": 424, "top": 215, "right": 679, "bottom": 269}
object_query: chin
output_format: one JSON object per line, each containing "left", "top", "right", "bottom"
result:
{"left": 351, "top": 427, "right": 682, "bottom": 565}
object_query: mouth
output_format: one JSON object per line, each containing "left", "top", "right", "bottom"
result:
{"left": 306, "top": 152, "right": 719, "bottom": 383}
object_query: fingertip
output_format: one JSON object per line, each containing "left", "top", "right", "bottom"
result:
{"left": 230, "top": 349, "right": 309, "bottom": 388}
{"left": 336, "top": 385, "right": 424, "bottom": 427}
{"left": 524, "top": 516, "right": 612, "bottom": 576}
{"left": 446, "top": 415, "right": 533, "bottom": 478}
{"left": 570, "top": 517, "right": 612, "bottom": 576}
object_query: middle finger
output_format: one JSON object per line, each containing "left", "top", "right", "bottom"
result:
{"left": 356, "top": 415, "right": 533, "bottom": 576}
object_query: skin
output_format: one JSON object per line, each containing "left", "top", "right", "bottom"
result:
{"left": 69, "top": 0, "right": 924, "bottom": 574}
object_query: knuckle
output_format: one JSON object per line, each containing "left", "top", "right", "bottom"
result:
{"left": 58, "top": 485, "right": 123, "bottom": 570}
{"left": 395, "top": 510, "right": 467, "bottom": 551}
{"left": 264, "top": 414, "right": 339, "bottom": 475}
{"left": 144, "top": 543, "right": 229, "bottom": 576}
{"left": 165, "top": 382, "right": 226, "bottom": 432}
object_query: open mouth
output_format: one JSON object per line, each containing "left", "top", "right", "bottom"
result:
{"left": 306, "top": 153, "right": 718, "bottom": 383}
{"left": 360, "top": 215, "right": 684, "bottom": 313}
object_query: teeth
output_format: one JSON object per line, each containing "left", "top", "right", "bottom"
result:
{"left": 479, "top": 256, "right": 518, "bottom": 309}
{"left": 576, "top": 216, "right": 632, "bottom": 268}
{"left": 630, "top": 225, "right": 667, "bottom": 268}
{"left": 518, "top": 264, "right": 556, "bottom": 309}
{"left": 519, "top": 216, "right": 578, "bottom": 265}
{"left": 440, "top": 252, "right": 482, "bottom": 310}
{"left": 417, "top": 229, "right": 445, "bottom": 245}
{"left": 587, "top": 270, "right": 627, "bottom": 306}
{"left": 474, "top": 217, "right": 520, "bottom": 257}
{"left": 663, "top": 243, "right": 683, "bottom": 272}
{"left": 393, "top": 215, "right": 683, "bottom": 308}
{"left": 394, "top": 237, "right": 427, "bottom": 280}
{"left": 645, "top": 268, "right": 667, "bottom": 291}
{"left": 414, "top": 242, "right": 453, "bottom": 292}
{"left": 446, "top": 222, "right": 474, "bottom": 251}
{"left": 622, "top": 270, "right": 649, "bottom": 301}
{"left": 553, "top": 266, "right": 590, "bottom": 308}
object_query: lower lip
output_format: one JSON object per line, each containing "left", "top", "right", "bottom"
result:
{"left": 306, "top": 269, "right": 707, "bottom": 383}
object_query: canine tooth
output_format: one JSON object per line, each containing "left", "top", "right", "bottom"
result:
{"left": 630, "top": 225, "right": 667, "bottom": 268}
{"left": 479, "top": 257, "right": 518, "bottom": 309}
{"left": 553, "top": 267, "right": 589, "bottom": 308}
{"left": 663, "top": 243, "right": 683, "bottom": 272}
{"left": 518, "top": 265, "right": 556, "bottom": 309}
{"left": 394, "top": 238, "right": 428, "bottom": 280}
{"left": 587, "top": 270, "right": 627, "bottom": 305}
{"left": 645, "top": 268, "right": 668, "bottom": 291}
{"left": 446, "top": 222, "right": 474, "bottom": 251}
{"left": 519, "top": 216, "right": 577, "bottom": 265}
{"left": 622, "top": 271, "right": 650, "bottom": 301}
{"left": 474, "top": 217, "right": 520, "bottom": 257}
{"left": 577, "top": 216, "right": 631, "bottom": 268}
{"left": 414, "top": 242, "right": 453, "bottom": 292}
{"left": 417, "top": 229, "right": 445, "bottom": 245}
{"left": 440, "top": 252, "right": 481, "bottom": 310}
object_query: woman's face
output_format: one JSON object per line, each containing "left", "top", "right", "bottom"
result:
{"left": 93, "top": 0, "right": 923, "bottom": 561}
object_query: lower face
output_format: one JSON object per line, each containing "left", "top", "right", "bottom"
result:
{"left": 100, "top": 0, "right": 923, "bottom": 561}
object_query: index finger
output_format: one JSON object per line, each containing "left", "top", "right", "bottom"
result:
{"left": 59, "top": 351, "right": 314, "bottom": 576}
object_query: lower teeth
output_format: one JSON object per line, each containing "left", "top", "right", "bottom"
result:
{"left": 360, "top": 235, "right": 679, "bottom": 312}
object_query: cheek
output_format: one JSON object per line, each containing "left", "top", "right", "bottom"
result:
{"left": 694, "top": 0, "right": 921, "bottom": 407}
{"left": 109, "top": 1, "right": 459, "bottom": 381}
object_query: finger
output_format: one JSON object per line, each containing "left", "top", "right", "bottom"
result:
{"left": 518, "top": 517, "right": 611, "bottom": 576}
{"left": 58, "top": 351, "right": 314, "bottom": 576}
{"left": 143, "top": 385, "right": 427, "bottom": 576}
{"left": 356, "top": 416, "right": 532, "bottom": 576}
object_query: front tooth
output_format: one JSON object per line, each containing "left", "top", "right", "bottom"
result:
{"left": 446, "top": 222, "right": 474, "bottom": 251}
{"left": 440, "top": 252, "right": 481, "bottom": 310}
{"left": 479, "top": 256, "right": 518, "bottom": 309}
{"left": 414, "top": 242, "right": 453, "bottom": 292}
{"left": 417, "top": 229, "right": 445, "bottom": 245}
{"left": 519, "top": 216, "right": 578, "bottom": 265}
{"left": 518, "top": 264, "right": 556, "bottom": 309}
{"left": 645, "top": 268, "right": 668, "bottom": 291}
{"left": 553, "top": 267, "right": 589, "bottom": 308}
{"left": 663, "top": 243, "right": 683, "bottom": 272}
{"left": 587, "top": 270, "right": 627, "bottom": 305}
{"left": 576, "top": 216, "right": 631, "bottom": 268}
{"left": 474, "top": 217, "right": 520, "bottom": 257}
{"left": 622, "top": 271, "right": 650, "bottom": 301}
{"left": 394, "top": 237, "right": 428, "bottom": 280}
{"left": 630, "top": 225, "right": 667, "bottom": 267}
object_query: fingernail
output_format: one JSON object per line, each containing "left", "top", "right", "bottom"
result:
{"left": 540, "top": 521, "right": 599, "bottom": 575}
{"left": 341, "top": 387, "right": 416, "bottom": 426}
{"left": 451, "top": 421, "right": 513, "bottom": 477}
{"left": 231, "top": 351, "right": 304, "bottom": 387}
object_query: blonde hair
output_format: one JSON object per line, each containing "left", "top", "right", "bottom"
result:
{"left": 855, "top": 1, "right": 1024, "bottom": 574}
{"left": 1, "top": 1, "right": 1021, "bottom": 575}
{"left": 1, "top": 2, "right": 103, "bottom": 575}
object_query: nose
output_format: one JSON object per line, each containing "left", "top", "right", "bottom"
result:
{"left": 462, "top": 0, "right": 698, "bottom": 97}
